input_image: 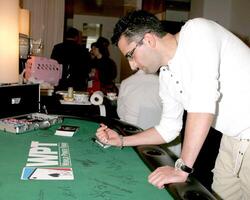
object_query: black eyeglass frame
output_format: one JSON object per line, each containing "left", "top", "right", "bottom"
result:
{"left": 125, "top": 37, "right": 144, "bottom": 60}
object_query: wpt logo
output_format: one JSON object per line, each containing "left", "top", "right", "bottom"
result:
{"left": 26, "top": 141, "right": 59, "bottom": 167}
{"left": 25, "top": 141, "right": 71, "bottom": 167}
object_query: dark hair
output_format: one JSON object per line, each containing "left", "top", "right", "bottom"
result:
{"left": 91, "top": 42, "right": 109, "bottom": 57}
{"left": 111, "top": 10, "right": 166, "bottom": 46}
{"left": 65, "top": 27, "right": 79, "bottom": 39}
{"left": 97, "top": 36, "right": 110, "bottom": 47}
{"left": 96, "top": 37, "right": 110, "bottom": 57}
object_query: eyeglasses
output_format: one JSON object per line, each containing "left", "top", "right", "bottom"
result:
{"left": 125, "top": 37, "right": 144, "bottom": 60}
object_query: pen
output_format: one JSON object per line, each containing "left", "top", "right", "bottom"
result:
{"left": 91, "top": 137, "right": 111, "bottom": 148}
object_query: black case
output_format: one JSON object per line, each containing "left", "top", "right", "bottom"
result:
{"left": 0, "top": 83, "right": 40, "bottom": 119}
{"left": 0, "top": 84, "right": 62, "bottom": 133}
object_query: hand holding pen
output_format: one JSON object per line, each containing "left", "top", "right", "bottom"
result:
{"left": 95, "top": 123, "right": 123, "bottom": 148}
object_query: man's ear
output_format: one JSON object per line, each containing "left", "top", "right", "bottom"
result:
{"left": 144, "top": 33, "right": 156, "bottom": 48}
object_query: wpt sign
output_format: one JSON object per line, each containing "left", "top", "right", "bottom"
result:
{"left": 25, "top": 141, "right": 71, "bottom": 167}
{"left": 21, "top": 141, "right": 74, "bottom": 180}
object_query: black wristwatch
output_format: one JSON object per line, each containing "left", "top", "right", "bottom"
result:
{"left": 175, "top": 158, "right": 194, "bottom": 174}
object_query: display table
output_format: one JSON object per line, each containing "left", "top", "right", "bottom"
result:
{"left": 0, "top": 116, "right": 216, "bottom": 200}
{"left": 0, "top": 117, "right": 172, "bottom": 200}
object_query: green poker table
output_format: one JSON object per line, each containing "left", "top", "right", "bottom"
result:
{"left": 0, "top": 116, "right": 216, "bottom": 200}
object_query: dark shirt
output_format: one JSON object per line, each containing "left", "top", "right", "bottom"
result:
{"left": 90, "top": 56, "right": 118, "bottom": 94}
{"left": 90, "top": 56, "right": 117, "bottom": 84}
{"left": 51, "top": 40, "right": 90, "bottom": 90}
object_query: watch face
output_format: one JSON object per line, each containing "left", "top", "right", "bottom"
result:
{"left": 175, "top": 158, "right": 194, "bottom": 174}
{"left": 175, "top": 158, "right": 183, "bottom": 170}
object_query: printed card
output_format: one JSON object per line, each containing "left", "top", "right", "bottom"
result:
{"left": 55, "top": 125, "right": 79, "bottom": 137}
{"left": 21, "top": 167, "right": 74, "bottom": 180}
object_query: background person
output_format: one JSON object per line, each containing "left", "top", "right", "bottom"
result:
{"left": 117, "top": 69, "right": 181, "bottom": 156}
{"left": 117, "top": 69, "right": 162, "bottom": 129}
{"left": 51, "top": 27, "right": 90, "bottom": 91}
{"left": 97, "top": 36, "right": 110, "bottom": 57}
{"left": 90, "top": 41, "right": 118, "bottom": 94}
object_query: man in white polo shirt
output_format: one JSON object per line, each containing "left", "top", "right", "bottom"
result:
{"left": 96, "top": 10, "right": 250, "bottom": 199}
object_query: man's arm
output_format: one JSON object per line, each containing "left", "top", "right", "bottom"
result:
{"left": 96, "top": 125, "right": 166, "bottom": 147}
{"left": 181, "top": 112, "right": 214, "bottom": 168}
{"left": 124, "top": 127, "right": 166, "bottom": 146}
{"left": 148, "top": 112, "right": 214, "bottom": 189}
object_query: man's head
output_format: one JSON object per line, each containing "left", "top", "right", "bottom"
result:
{"left": 65, "top": 27, "right": 81, "bottom": 44}
{"left": 90, "top": 42, "right": 108, "bottom": 58}
{"left": 111, "top": 10, "right": 167, "bottom": 73}
{"left": 97, "top": 36, "right": 110, "bottom": 48}
{"left": 111, "top": 10, "right": 165, "bottom": 46}
{"left": 97, "top": 37, "right": 110, "bottom": 57}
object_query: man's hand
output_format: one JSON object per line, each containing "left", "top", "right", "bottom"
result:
{"left": 96, "top": 124, "right": 122, "bottom": 147}
{"left": 148, "top": 165, "right": 189, "bottom": 189}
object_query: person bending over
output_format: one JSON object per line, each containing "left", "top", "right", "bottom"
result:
{"left": 96, "top": 10, "right": 250, "bottom": 200}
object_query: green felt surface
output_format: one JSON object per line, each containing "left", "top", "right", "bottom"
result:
{"left": 0, "top": 118, "right": 173, "bottom": 200}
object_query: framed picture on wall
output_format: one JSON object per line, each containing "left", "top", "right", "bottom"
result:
{"left": 82, "top": 23, "right": 102, "bottom": 49}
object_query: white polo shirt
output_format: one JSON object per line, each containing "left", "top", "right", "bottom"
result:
{"left": 155, "top": 18, "right": 250, "bottom": 142}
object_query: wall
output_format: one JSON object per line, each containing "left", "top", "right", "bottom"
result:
{"left": 166, "top": 10, "right": 189, "bottom": 22}
{"left": 230, "top": 0, "right": 250, "bottom": 40}
{"left": 204, "top": 0, "right": 232, "bottom": 28}
{"left": 190, "top": 0, "right": 250, "bottom": 42}
{"left": 189, "top": 0, "right": 204, "bottom": 19}
{"left": 190, "top": 0, "right": 232, "bottom": 28}
{"left": 73, "top": 14, "right": 121, "bottom": 82}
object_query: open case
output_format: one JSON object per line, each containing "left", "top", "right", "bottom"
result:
{"left": 0, "top": 83, "right": 62, "bottom": 134}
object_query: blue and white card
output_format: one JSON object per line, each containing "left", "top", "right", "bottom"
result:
{"left": 21, "top": 167, "right": 74, "bottom": 180}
